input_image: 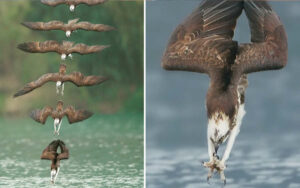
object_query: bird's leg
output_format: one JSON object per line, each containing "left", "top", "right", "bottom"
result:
{"left": 66, "top": 30, "right": 71, "bottom": 37}
{"left": 61, "top": 83, "right": 64, "bottom": 96}
{"left": 61, "top": 54, "right": 67, "bottom": 60}
{"left": 56, "top": 120, "right": 62, "bottom": 136}
{"left": 68, "top": 54, "right": 73, "bottom": 60}
{"left": 54, "top": 118, "right": 60, "bottom": 135}
{"left": 70, "top": 5, "right": 75, "bottom": 12}
{"left": 203, "top": 136, "right": 217, "bottom": 182}
{"left": 53, "top": 167, "right": 60, "bottom": 183}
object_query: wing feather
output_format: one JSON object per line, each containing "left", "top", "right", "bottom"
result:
{"left": 17, "top": 41, "right": 61, "bottom": 53}
{"left": 30, "top": 106, "right": 53, "bottom": 124}
{"left": 41, "top": 140, "right": 60, "bottom": 160}
{"left": 63, "top": 106, "right": 93, "bottom": 124}
{"left": 69, "top": 44, "right": 109, "bottom": 54}
{"left": 162, "top": 0, "right": 243, "bottom": 74}
{"left": 63, "top": 72, "right": 109, "bottom": 87}
{"left": 22, "top": 21, "right": 64, "bottom": 31}
{"left": 13, "top": 73, "right": 59, "bottom": 98}
{"left": 75, "top": 22, "right": 115, "bottom": 32}
{"left": 41, "top": 0, "right": 66, "bottom": 6}
{"left": 233, "top": 1, "right": 288, "bottom": 74}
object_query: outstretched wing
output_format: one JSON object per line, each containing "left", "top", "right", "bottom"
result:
{"left": 63, "top": 106, "right": 93, "bottom": 124}
{"left": 162, "top": 0, "right": 243, "bottom": 74}
{"left": 22, "top": 21, "right": 64, "bottom": 31}
{"left": 17, "top": 41, "right": 61, "bottom": 53}
{"left": 63, "top": 72, "right": 109, "bottom": 87}
{"left": 41, "top": 0, "right": 66, "bottom": 6}
{"left": 233, "top": 1, "right": 288, "bottom": 74}
{"left": 78, "top": 0, "right": 107, "bottom": 6}
{"left": 69, "top": 43, "right": 109, "bottom": 54}
{"left": 13, "top": 73, "right": 59, "bottom": 98}
{"left": 30, "top": 106, "right": 53, "bottom": 124}
{"left": 75, "top": 22, "right": 115, "bottom": 32}
{"left": 57, "top": 141, "right": 69, "bottom": 160}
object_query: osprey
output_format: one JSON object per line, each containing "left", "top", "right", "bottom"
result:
{"left": 13, "top": 64, "right": 108, "bottom": 97}
{"left": 22, "top": 18, "right": 115, "bottom": 37}
{"left": 162, "top": 0, "right": 287, "bottom": 184}
{"left": 41, "top": 0, "right": 107, "bottom": 12}
{"left": 17, "top": 40, "right": 109, "bottom": 60}
{"left": 41, "top": 140, "right": 69, "bottom": 183}
{"left": 30, "top": 100, "right": 93, "bottom": 135}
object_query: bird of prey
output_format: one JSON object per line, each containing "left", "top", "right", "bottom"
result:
{"left": 22, "top": 18, "right": 115, "bottom": 37}
{"left": 41, "top": 140, "right": 69, "bottom": 184}
{"left": 162, "top": 0, "right": 287, "bottom": 184}
{"left": 13, "top": 64, "right": 108, "bottom": 97}
{"left": 17, "top": 40, "right": 109, "bottom": 60}
{"left": 41, "top": 0, "right": 107, "bottom": 12}
{"left": 31, "top": 100, "right": 93, "bottom": 135}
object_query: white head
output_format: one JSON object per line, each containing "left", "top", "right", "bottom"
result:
{"left": 66, "top": 30, "right": 71, "bottom": 37}
{"left": 68, "top": 54, "right": 73, "bottom": 59}
{"left": 56, "top": 81, "right": 62, "bottom": 87}
{"left": 61, "top": 54, "right": 67, "bottom": 60}
{"left": 70, "top": 5, "right": 75, "bottom": 12}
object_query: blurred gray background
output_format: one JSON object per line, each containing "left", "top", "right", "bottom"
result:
{"left": 146, "top": 1, "right": 300, "bottom": 188}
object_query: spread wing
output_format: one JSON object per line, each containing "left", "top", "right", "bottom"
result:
{"left": 69, "top": 44, "right": 109, "bottom": 54}
{"left": 22, "top": 21, "right": 64, "bottom": 31}
{"left": 63, "top": 106, "right": 93, "bottom": 124}
{"left": 77, "top": 0, "right": 107, "bottom": 5}
{"left": 63, "top": 72, "right": 109, "bottom": 87}
{"left": 30, "top": 106, "right": 53, "bottom": 124}
{"left": 17, "top": 41, "right": 61, "bottom": 53}
{"left": 75, "top": 22, "right": 115, "bottom": 32}
{"left": 41, "top": 0, "right": 66, "bottom": 6}
{"left": 233, "top": 1, "right": 288, "bottom": 74}
{"left": 41, "top": 140, "right": 60, "bottom": 160}
{"left": 13, "top": 73, "right": 59, "bottom": 98}
{"left": 57, "top": 141, "right": 69, "bottom": 160}
{"left": 162, "top": 0, "right": 243, "bottom": 74}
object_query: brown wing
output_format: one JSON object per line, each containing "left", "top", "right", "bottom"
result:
{"left": 78, "top": 0, "right": 107, "bottom": 6}
{"left": 13, "top": 73, "right": 60, "bottom": 98}
{"left": 69, "top": 43, "right": 109, "bottom": 54}
{"left": 22, "top": 21, "right": 64, "bottom": 31}
{"left": 17, "top": 41, "right": 61, "bottom": 53}
{"left": 57, "top": 140, "right": 69, "bottom": 160}
{"left": 63, "top": 106, "right": 93, "bottom": 124}
{"left": 63, "top": 72, "right": 109, "bottom": 87}
{"left": 41, "top": 0, "right": 66, "bottom": 6}
{"left": 41, "top": 140, "right": 60, "bottom": 160}
{"left": 233, "top": 1, "right": 288, "bottom": 74}
{"left": 30, "top": 106, "right": 53, "bottom": 124}
{"left": 75, "top": 22, "right": 115, "bottom": 32}
{"left": 162, "top": 0, "right": 243, "bottom": 74}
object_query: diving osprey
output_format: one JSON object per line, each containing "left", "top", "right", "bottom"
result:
{"left": 41, "top": 140, "right": 69, "bottom": 183}
{"left": 22, "top": 18, "right": 115, "bottom": 37}
{"left": 162, "top": 0, "right": 287, "bottom": 184}
{"left": 13, "top": 64, "right": 108, "bottom": 97}
{"left": 17, "top": 40, "right": 109, "bottom": 60}
{"left": 41, "top": 0, "right": 107, "bottom": 12}
{"left": 31, "top": 101, "right": 93, "bottom": 135}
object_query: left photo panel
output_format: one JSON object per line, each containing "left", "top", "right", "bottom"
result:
{"left": 0, "top": 0, "right": 144, "bottom": 187}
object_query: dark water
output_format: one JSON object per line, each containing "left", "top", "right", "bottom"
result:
{"left": 0, "top": 114, "right": 143, "bottom": 187}
{"left": 146, "top": 1, "right": 300, "bottom": 188}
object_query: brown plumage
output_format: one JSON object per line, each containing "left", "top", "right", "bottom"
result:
{"left": 13, "top": 64, "right": 108, "bottom": 98}
{"left": 162, "top": 0, "right": 287, "bottom": 184}
{"left": 17, "top": 40, "right": 109, "bottom": 59}
{"left": 22, "top": 18, "right": 115, "bottom": 37}
{"left": 31, "top": 100, "right": 93, "bottom": 124}
{"left": 41, "top": 0, "right": 107, "bottom": 11}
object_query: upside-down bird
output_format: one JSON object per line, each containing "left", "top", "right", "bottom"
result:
{"left": 13, "top": 64, "right": 108, "bottom": 97}
{"left": 41, "top": 0, "right": 107, "bottom": 12}
{"left": 22, "top": 18, "right": 115, "bottom": 37}
{"left": 162, "top": 0, "right": 287, "bottom": 184}
{"left": 41, "top": 140, "right": 69, "bottom": 184}
{"left": 31, "top": 100, "right": 93, "bottom": 135}
{"left": 17, "top": 40, "right": 109, "bottom": 60}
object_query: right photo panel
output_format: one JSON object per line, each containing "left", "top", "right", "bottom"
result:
{"left": 146, "top": 0, "right": 300, "bottom": 187}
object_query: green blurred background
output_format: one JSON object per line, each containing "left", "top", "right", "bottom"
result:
{"left": 0, "top": 0, "right": 143, "bottom": 116}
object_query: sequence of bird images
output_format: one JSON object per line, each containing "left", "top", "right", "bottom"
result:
{"left": 0, "top": 0, "right": 299, "bottom": 188}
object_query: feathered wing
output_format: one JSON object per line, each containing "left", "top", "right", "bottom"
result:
{"left": 63, "top": 72, "right": 109, "bottom": 87}
{"left": 233, "top": 1, "right": 288, "bottom": 74}
{"left": 162, "top": 0, "right": 243, "bottom": 74}
{"left": 79, "top": 0, "right": 107, "bottom": 6}
{"left": 69, "top": 43, "right": 109, "bottom": 54}
{"left": 41, "top": 0, "right": 66, "bottom": 6}
{"left": 17, "top": 41, "right": 61, "bottom": 53}
{"left": 63, "top": 106, "right": 93, "bottom": 124}
{"left": 22, "top": 21, "right": 64, "bottom": 31}
{"left": 57, "top": 141, "right": 69, "bottom": 160}
{"left": 13, "top": 73, "right": 59, "bottom": 98}
{"left": 75, "top": 22, "right": 115, "bottom": 32}
{"left": 30, "top": 106, "right": 53, "bottom": 124}
{"left": 41, "top": 140, "right": 60, "bottom": 160}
